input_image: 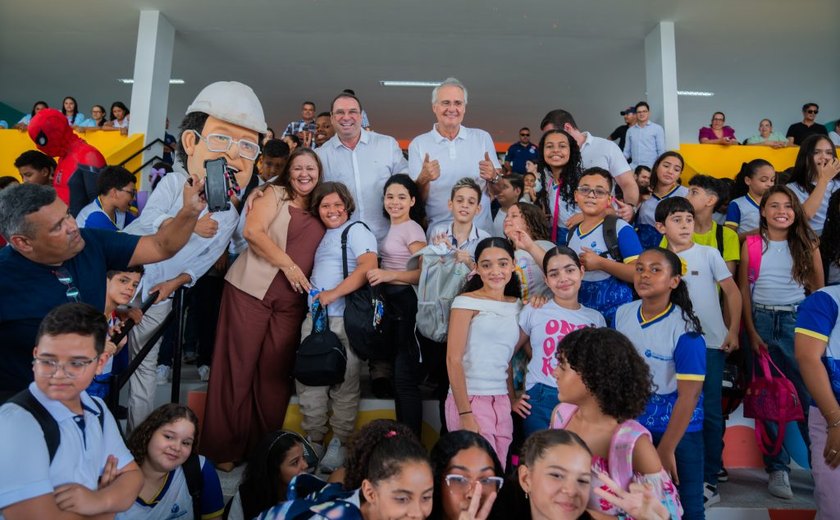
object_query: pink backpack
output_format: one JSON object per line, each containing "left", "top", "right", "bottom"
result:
{"left": 743, "top": 350, "right": 806, "bottom": 456}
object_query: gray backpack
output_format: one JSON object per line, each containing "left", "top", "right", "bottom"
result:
{"left": 407, "top": 245, "right": 471, "bottom": 342}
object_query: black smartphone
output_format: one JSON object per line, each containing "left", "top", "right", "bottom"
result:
{"left": 204, "top": 158, "right": 231, "bottom": 212}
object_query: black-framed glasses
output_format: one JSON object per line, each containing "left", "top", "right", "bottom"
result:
{"left": 33, "top": 356, "right": 98, "bottom": 379}
{"left": 576, "top": 186, "right": 611, "bottom": 199}
{"left": 191, "top": 130, "right": 261, "bottom": 161}
{"left": 444, "top": 474, "right": 504, "bottom": 494}
{"left": 118, "top": 188, "right": 137, "bottom": 197}
{"left": 52, "top": 268, "right": 80, "bottom": 303}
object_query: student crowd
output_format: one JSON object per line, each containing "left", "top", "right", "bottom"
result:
{"left": 0, "top": 77, "right": 839, "bottom": 520}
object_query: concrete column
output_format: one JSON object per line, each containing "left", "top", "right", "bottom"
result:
{"left": 128, "top": 10, "right": 175, "bottom": 199}
{"left": 644, "top": 21, "right": 680, "bottom": 151}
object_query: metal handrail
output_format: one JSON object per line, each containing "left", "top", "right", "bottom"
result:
{"left": 118, "top": 137, "right": 165, "bottom": 167}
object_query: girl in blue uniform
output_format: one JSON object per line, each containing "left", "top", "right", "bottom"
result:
{"left": 636, "top": 152, "right": 688, "bottom": 249}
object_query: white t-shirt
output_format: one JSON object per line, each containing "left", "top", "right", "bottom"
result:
{"left": 676, "top": 244, "right": 732, "bottom": 349}
{"left": 513, "top": 240, "right": 555, "bottom": 301}
{"left": 567, "top": 219, "right": 642, "bottom": 282}
{"left": 309, "top": 221, "right": 378, "bottom": 316}
{"left": 787, "top": 179, "right": 840, "bottom": 235}
{"left": 450, "top": 295, "right": 522, "bottom": 395}
{"left": 751, "top": 240, "right": 806, "bottom": 305}
{"left": 0, "top": 385, "right": 133, "bottom": 517}
{"left": 518, "top": 301, "right": 605, "bottom": 390}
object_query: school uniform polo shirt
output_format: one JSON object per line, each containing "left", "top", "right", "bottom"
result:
{"left": 615, "top": 301, "right": 706, "bottom": 433}
{"left": 0, "top": 384, "right": 133, "bottom": 517}
{"left": 795, "top": 286, "right": 840, "bottom": 405}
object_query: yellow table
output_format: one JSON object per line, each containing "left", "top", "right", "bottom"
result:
{"left": 679, "top": 143, "right": 803, "bottom": 180}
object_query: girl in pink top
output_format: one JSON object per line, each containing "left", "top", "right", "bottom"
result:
{"left": 366, "top": 174, "right": 427, "bottom": 437}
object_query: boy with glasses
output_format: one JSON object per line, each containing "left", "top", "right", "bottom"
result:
{"left": 0, "top": 303, "right": 142, "bottom": 519}
{"left": 76, "top": 165, "right": 137, "bottom": 231}
{"left": 787, "top": 102, "right": 828, "bottom": 146}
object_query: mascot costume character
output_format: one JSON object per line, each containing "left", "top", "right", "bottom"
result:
{"left": 28, "top": 108, "right": 106, "bottom": 216}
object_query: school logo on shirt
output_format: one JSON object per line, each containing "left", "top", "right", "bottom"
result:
{"left": 644, "top": 349, "right": 673, "bottom": 362}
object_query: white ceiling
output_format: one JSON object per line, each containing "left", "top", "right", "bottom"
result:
{"left": 1, "top": 0, "right": 837, "bottom": 144}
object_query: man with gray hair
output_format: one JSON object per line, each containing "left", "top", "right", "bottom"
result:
{"left": 408, "top": 77, "right": 502, "bottom": 234}
{"left": 0, "top": 180, "right": 205, "bottom": 402}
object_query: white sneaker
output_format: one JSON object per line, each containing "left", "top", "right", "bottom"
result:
{"left": 197, "top": 365, "right": 211, "bottom": 382}
{"left": 703, "top": 483, "right": 720, "bottom": 509}
{"left": 768, "top": 470, "right": 793, "bottom": 499}
{"left": 318, "top": 437, "right": 345, "bottom": 474}
{"left": 155, "top": 365, "right": 171, "bottom": 385}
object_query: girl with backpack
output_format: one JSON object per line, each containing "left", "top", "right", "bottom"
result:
{"left": 365, "top": 174, "right": 428, "bottom": 438}
{"left": 119, "top": 404, "right": 224, "bottom": 520}
{"left": 738, "top": 185, "right": 823, "bottom": 499}
{"left": 567, "top": 167, "right": 642, "bottom": 327}
{"left": 513, "top": 247, "right": 605, "bottom": 437}
{"left": 615, "top": 248, "right": 706, "bottom": 519}
{"left": 446, "top": 237, "right": 523, "bottom": 465}
{"left": 636, "top": 152, "right": 688, "bottom": 249}
{"left": 550, "top": 327, "right": 682, "bottom": 518}
{"left": 725, "top": 159, "right": 775, "bottom": 239}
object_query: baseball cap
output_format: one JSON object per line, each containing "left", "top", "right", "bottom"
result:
{"left": 186, "top": 81, "right": 268, "bottom": 134}
{"left": 620, "top": 106, "right": 636, "bottom": 116}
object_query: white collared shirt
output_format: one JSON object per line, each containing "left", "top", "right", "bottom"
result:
{"left": 579, "top": 132, "right": 632, "bottom": 179}
{"left": 123, "top": 169, "right": 243, "bottom": 301}
{"left": 316, "top": 129, "right": 408, "bottom": 241}
{"left": 0, "top": 384, "right": 133, "bottom": 516}
{"left": 408, "top": 125, "right": 500, "bottom": 233}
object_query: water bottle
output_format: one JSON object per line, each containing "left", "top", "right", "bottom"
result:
{"left": 309, "top": 289, "right": 327, "bottom": 333}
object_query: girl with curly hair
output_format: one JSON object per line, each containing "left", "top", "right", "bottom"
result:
{"left": 738, "top": 185, "right": 823, "bottom": 498}
{"left": 615, "top": 247, "right": 706, "bottom": 519}
{"left": 549, "top": 327, "right": 682, "bottom": 518}
{"left": 513, "top": 247, "right": 605, "bottom": 437}
{"left": 503, "top": 202, "right": 554, "bottom": 302}
{"left": 120, "top": 404, "right": 224, "bottom": 520}
{"left": 535, "top": 129, "right": 583, "bottom": 246}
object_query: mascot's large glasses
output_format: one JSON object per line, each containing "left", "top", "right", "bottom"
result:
{"left": 191, "top": 130, "right": 261, "bottom": 161}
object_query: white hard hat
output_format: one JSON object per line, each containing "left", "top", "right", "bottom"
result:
{"left": 185, "top": 81, "right": 268, "bottom": 134}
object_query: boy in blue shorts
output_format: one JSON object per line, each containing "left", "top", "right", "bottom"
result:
{"left": 0, "top": 303, "right": 142, "bottom": 519}
{"left": 655, "top": 196, "right": 742, "bottom": 507}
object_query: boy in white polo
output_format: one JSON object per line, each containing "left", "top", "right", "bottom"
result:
{"left": 0, "top": 303, "right": 142, "bottom": 519}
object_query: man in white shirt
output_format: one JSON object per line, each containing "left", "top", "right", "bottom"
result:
{"left": 408, "top": 77, "right": 502, "bottom": 234}
{"left": 122, "top": 80, "right": 268, "bottom": 430}
{"left": 315, "top": 93, "right": 407, "bottom": 241}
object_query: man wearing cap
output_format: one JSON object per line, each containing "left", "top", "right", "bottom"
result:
{"left": 122, "top": 80, "right": 267, "bottom": 430}
{"left": 609, "top": 106, "right": 637, "bottom": 153}
{"left": 315, "top": 92, "right": 407, "bottom": 242}
{"left": 539, "top": 108, "right": 638, "bottom": 219}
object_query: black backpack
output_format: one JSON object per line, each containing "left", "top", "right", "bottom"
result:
{"left": 294, "top": 304, "right": 347, "bottom": 386}
{"left": 567, "top": 214, "right": 623, "bottom": 261}
{"left": 341, "top": 221, "right": 385, "bottom": 360}
{"left": 9, "top": 388, "right": 204, "bottom": 520}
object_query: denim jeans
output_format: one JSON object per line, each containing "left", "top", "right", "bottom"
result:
{"left": 522, "top": 383, "right": 559, "bottom": 437}
{"left": 751, "top": 306, "right": 811, "bottom": 473}
{"left": 703, "top": 348, "right": 726, "bottom": 485}
{"left": 652, "top": 430, "right": 705, "bottom": 520}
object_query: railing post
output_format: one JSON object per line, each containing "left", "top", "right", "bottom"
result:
{"left": 170, "top": 288, "right": 187, "bottom": 404}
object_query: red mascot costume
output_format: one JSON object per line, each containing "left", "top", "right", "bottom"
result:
{"left": 28, "top": 108, "right": 106, "bottom": 216}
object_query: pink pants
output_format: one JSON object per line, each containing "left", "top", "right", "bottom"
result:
{"left": 445, "top": 393, "right": 512, "bottom": 468}
{"left": 809, "top": 406, "right": 840, "bottom": 519}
